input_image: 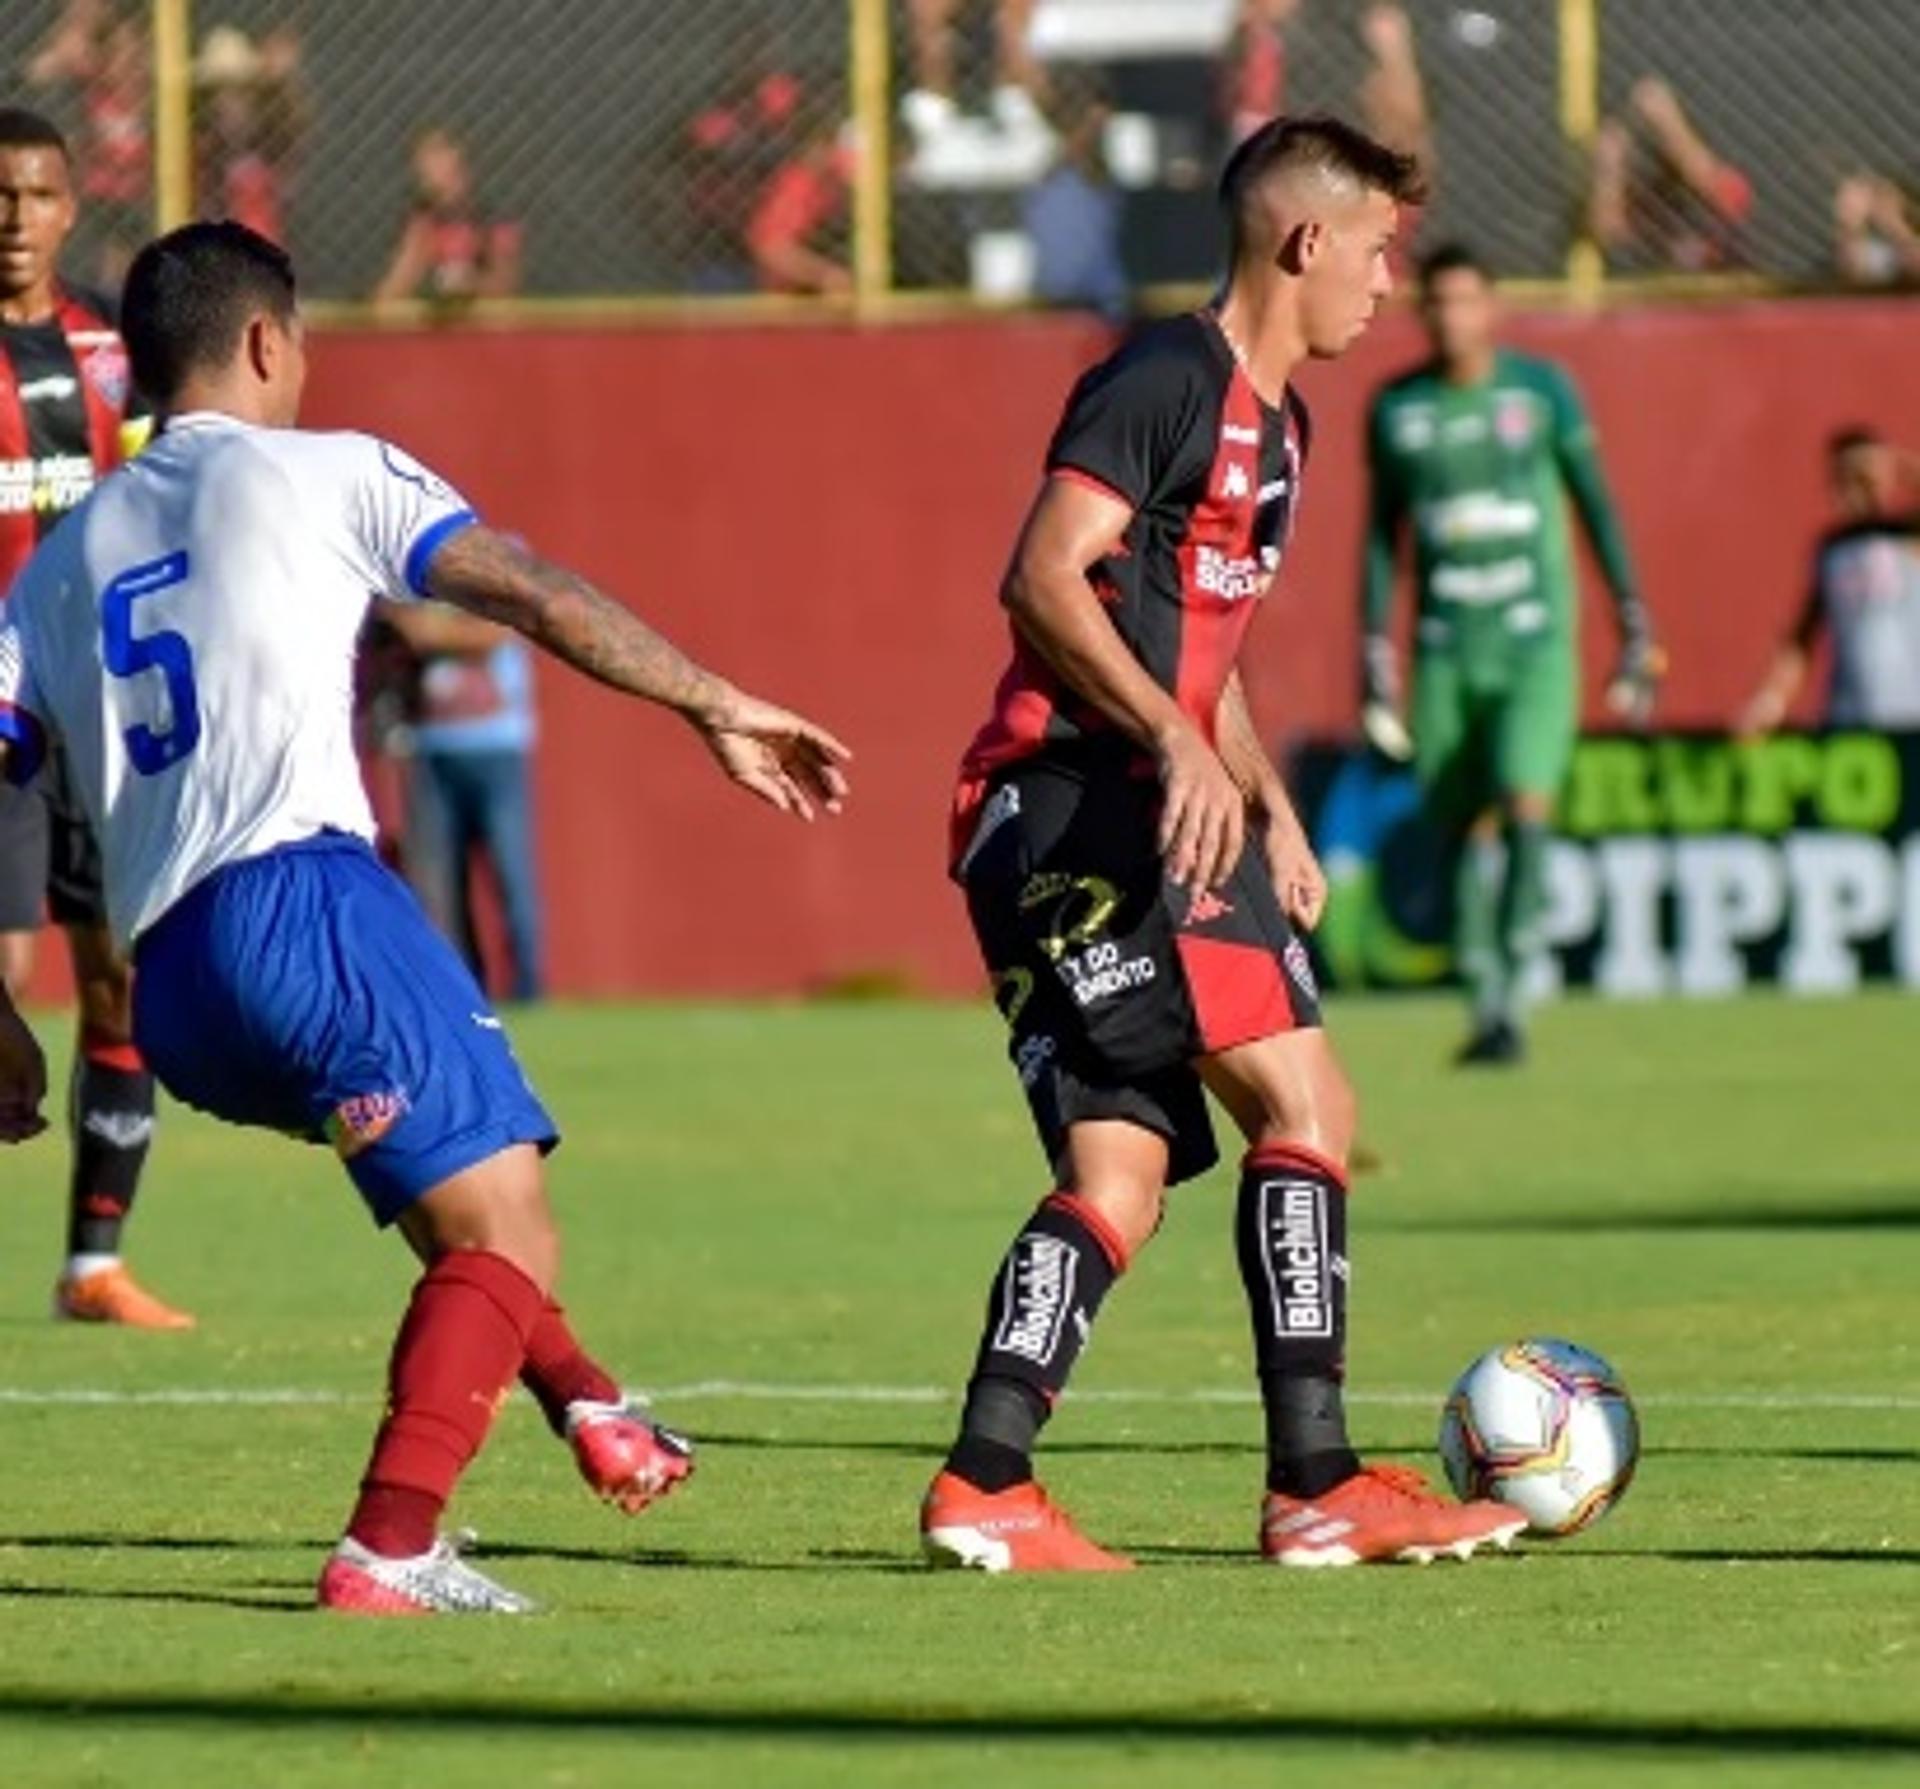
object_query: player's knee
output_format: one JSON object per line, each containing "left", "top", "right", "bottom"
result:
{"left": 406, "top": 1146, "right": 560, "bottom": 1293}
{"left": 1070, "top": 1176, "right": 1163, "bottom": 1262}
{"left": 1506, "top": 791, "right": 1552, "bottom": 828}
{"left": 1255, "top": 1055, "right": 1357, "bottom": 1171}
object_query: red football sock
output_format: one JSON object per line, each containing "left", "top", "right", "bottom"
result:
{"left": 347, "top": 1250, "right": 545, "bottom": 1559}
{"left": 520, "top": 1299, "right": 622, "bottom": 1435}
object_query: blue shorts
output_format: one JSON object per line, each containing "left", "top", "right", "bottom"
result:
{"left": 132, "top": 833, "right": 559, "bottom": 1225}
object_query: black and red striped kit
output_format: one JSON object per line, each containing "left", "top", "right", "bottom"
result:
{"left": 952, "top": 311, "right": 1323, "bottom": 1187}
{"left": 0, "top": 284, "right": 139, "bottom": 931}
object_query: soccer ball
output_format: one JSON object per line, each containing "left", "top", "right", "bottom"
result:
{"left": 1437, "top": 1339, "right": 1640, "bottom": 1536}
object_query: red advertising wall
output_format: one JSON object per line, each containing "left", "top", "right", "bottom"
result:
{"left": 28, "top": 298, "right": 1920, "bottom": 999}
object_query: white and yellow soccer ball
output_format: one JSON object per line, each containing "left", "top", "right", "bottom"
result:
{"left": 1437, "top": 1339, "right": 1640, "bottom": 1536}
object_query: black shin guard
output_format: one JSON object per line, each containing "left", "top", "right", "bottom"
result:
{"left": 1235, "top": 1144, "right": 1360, "bottom": 1497}
{"left": 67, "top": 1045, "right": 156, "bottom": 1259}
{"left": 944, "top": 1193, "right": 1127, "bottom": 1492}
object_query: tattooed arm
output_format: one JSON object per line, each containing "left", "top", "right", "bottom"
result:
{"left": 422, "top": 524, "right": 850, "bottom": 819}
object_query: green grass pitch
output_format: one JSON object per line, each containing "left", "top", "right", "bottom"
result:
{"left": 0, "top": 993, "right": 1915, "bottom": 1788}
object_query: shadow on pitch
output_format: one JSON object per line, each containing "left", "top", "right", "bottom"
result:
{"left": 0, "top": 1686, "right": 1912, "bottom": 1759}
{"left": 1371, "top": 1194, "right": 1920, "bottom": 1234}
{"left": 480, "top": 1541, "right": 920, "bottom": 1575}
{"left": 0, "top": 1579, "right": 311, "bottom": 1613}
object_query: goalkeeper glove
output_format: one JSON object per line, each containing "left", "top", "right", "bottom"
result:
{"left": 1605, "top": 632, "right": 1668, "bottom": 727}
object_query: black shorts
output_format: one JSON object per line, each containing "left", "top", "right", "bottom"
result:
{"left": 959, "top": 756, "right": 1322, "bottom": 1188}
{"left": 0, "top": 743, "right": 108, "bottom": 933}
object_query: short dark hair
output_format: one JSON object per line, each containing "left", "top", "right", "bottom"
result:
{"left": 0, "top": 107, "right": 70, "bottom": 161}
{"left": 1418, "top": 241, "right": 1494, "bottom": 289}
{"left": 1219, "top": 114, "right": 1425, "bottom": 258}
{"left": 1829, "top": 425, "right": 1883, "bottom": 461}
{"left": 122, "top": 221, "right": 298, "bottom": 405}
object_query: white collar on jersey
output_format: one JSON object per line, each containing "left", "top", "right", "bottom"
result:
{"left": 161, "top": 410, "right": 254, "bottom": 434}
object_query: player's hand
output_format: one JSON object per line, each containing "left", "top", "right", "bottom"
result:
{"left": 1156, "top": 722, "right": 1244, "bottom": 890}
{"left": 694, "top": 687, "right": 852, "bottom": 821}
{"left": 1605, "top": 637, "right": 1668, "bottom": 729}
{"left": 1263, "top": 812, "right": 1328, "bottom": 932}
{"left": 0, "top": 1002, "right": 48, "bottom": 1144}
{"left": 1361, "top": 633, "right": 1414, "bottom": 762}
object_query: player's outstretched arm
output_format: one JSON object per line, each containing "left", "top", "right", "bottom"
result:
{"left": 1004, "top": 476, "right": 1243, "bottom": 889}
{"left": 423, "top": 524, "right": 850, "bottom": 820}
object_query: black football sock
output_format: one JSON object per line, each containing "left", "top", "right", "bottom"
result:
{"left": 943, "top": 1192, "right": 1128, "bottom": 1493}
{"left": 1235, "top": 1143, "right": 1361, "bottom": 1498}
{"left": 66, "top": 1033, "right": 156, "bottom": 1262}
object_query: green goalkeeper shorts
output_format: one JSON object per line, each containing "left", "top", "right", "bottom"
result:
{"left": 1412, "top": 644, "right": 1577, "bottom": 822}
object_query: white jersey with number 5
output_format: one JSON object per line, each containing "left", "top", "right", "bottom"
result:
{"left": 0, "top": 412, "right": 476, "bottom": 946}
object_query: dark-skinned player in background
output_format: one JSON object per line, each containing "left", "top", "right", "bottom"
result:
{"left": 0, "top": 107, "right": 189, "bottom": 1326}
{"left": 1361, "top": 244, "right": 1663, "bottom": 1066}
{"left": 924, "top": 117, "right": 1528, "bottom": 1573}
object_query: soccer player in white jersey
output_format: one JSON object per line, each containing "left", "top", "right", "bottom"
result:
{"left": 0, "top": 221, "right": 852, "bottom": 1615}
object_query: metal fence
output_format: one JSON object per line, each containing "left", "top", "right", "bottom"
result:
{"left": 4, "top": 0, "right": 1917, "bottom": 317}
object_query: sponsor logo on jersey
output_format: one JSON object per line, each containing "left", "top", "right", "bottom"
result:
{"left": 991, "top": 1230, "right": 1078, "bottom": 1365}
{"left": 0, "top": 454, "right": 96, "bottom": 515}
{"left": 16, "top": 374, "right": 78, "bottom": 404}
{"left": 1193, "top": 544, "right": 1270, "bottom": 603}
{"left": 326, "top": 1090, "right": 411, "bottom": 1159}
{"left": 1222, "top": 423, "right": 1261, "bottom": 446}
{"left": 1495, "top": 391, "right": 1537, "bottom": 448}
{"left": 82, "top": 341, "right": 131, "bottom": 411}
{"left": 1266, "top": 1178, "right": 1333, "bottom": 1337}
{"left": 1392, "top": 406, "right": 1437, "bottom": 451}
{"left": 1221, "top": 462, "right": 1252, "bottom": 500}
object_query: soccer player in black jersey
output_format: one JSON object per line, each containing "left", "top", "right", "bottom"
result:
{"left": 0, "top": 109, "right": 190, "bottom": 1327}
{"left": 924, "top": 116, "right": 1525, "bottom": 1570}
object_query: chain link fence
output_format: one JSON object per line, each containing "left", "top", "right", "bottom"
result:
{"left": 4, "top": 0, "right": 1917, "bottom": 310}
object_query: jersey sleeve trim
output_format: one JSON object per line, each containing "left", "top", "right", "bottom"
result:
{"left": 0, "top": 702, "right": 47, "bottom": 787}
{"left": 403, "top": 508, "right": 480, "bottom": 598}
{"left": 1047, "top": 465, "right": 1135, "bottom": 512}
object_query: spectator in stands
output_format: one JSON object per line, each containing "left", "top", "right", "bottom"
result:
{"left": 683, "top": 67, "right": 808, "bottom": 293}
{"left": 1833, "top": 172, "right": 1920, "bottom": 287}
{"left": 1588, "top": 76, "right": 1752, "bottom": 273}
{"left": 1738, "top": 429, "right": 1920, "bottom": 736}
{"left": 372, "top": 126, "right": 523, "bottom": 306}
{"left": 381, "top": 605, "right": 547, "bottom": 1004}
{"left": 1357, "top": 3, "right": 1432, "bottom": 178}
{"left": 1022, "top": 72, "right": 1126, "bottom": 321}
{"left": 1222, "top": 0, "right": 1300, "bottom": 147}
{"left": 900, "top": 0, "right": 1050, "bottom": 171}
{"left": 193, "top": 25, "right": 310, "bottom": 248}
{"left": 24, "top": 0, "right": 149, "bottom": 285}
{"left": 746, "top": 119, "right": 852, "bottom": 297}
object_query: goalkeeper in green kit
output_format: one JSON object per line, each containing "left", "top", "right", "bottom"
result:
{"left": 1360, "top": 244, "right": 1662, "bottom": 1064}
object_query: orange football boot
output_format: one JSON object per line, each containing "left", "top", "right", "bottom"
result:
{"left": 53, "top": 1263, "right": 197, "bottom": 1330}
{"left": 1261, "top": 1463, "right": 1525, "bottom": 1567}
{"left": 920, "top": 1471, "right": 1133, "bottom": 1573}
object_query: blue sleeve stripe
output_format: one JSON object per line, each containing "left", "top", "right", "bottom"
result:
{"left": 0, "top": 702, "right": 47, "bottom": 787}
{"left": 403, "top": 508, "right": 480, "bottom": 598}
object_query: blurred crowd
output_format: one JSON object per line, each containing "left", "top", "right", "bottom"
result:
{"left": 12, "top": 0, "right": 1920, "bottom": 310}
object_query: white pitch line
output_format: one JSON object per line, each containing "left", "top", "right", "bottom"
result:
{"left": 0, "top": 1382, "right": 1916, "bottom": 1413}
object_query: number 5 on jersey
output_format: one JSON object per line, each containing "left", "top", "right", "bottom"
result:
{"left": 103, "top": 551, "right": 201, "bottom": 774}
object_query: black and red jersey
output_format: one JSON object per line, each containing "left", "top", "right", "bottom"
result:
{"left": 955, "top": 310, "right": 1310, "bottom": 848}
{"left": 0, "top": 284, "right": 140, "bottom": 588}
